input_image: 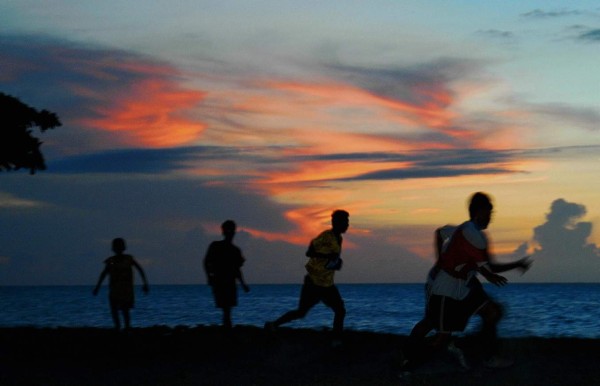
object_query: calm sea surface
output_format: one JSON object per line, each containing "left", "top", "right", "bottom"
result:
{"left": 0, "top": 284, "right": 599, "bottom": 338}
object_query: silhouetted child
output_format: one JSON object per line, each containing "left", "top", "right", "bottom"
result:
{"left": 204, "top": 220, "right": 250, "bottom": 330}
{"left": 265, "top": 210, "right": 349, "bottom": 346}
{"left": 93, "top": 238, "right": 149, "bottom": 331}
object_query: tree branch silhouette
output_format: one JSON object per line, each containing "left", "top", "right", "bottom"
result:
{"left": 1, "top": 92, "right": 61, "bottom": 174}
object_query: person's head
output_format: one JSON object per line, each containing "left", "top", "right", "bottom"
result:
{"left": 468, "top": 192, "right": 493, "bottom": 229}
{"left": 112, "top": 238, "right": 126, "bottom": 254}
{"left": 331, "top": 210, "right": 350, "bottom": 235}
{"left": 221, "top": 220, "right": 237, "bottom": 241}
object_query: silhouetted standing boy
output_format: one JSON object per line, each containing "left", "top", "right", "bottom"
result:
{"left": 204, "top": 220, "right": 250, "bottom": 330}
{"left": 93, "top": 238, "right": 149, "bottom": 331}
{"left": 265, "top": 210, "right": 349, "bottom": 345}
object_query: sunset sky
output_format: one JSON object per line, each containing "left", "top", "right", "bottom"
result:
{"left": 1, "top": 1, "right": 599, "bottom": 285}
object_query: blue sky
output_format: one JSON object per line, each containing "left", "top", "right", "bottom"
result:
{"left": 1, "top": 1, "right": 599, "bottom": 284}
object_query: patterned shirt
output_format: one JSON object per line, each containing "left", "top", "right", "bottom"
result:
{"left": 304, "top": 229, "right": 342, "bottom": 287}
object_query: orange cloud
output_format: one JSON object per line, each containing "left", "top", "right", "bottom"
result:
{"left": 269, "top": 81, "right": 457, "bottom": 130}
{"left": 76, "top": 79, "right": 206, "bottom": 147}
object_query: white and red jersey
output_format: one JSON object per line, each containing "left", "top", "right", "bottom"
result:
{"left": 429, "top": 221, "right": 491, "bottom": 300}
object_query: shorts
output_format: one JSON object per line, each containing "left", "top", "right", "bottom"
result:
{"left": 212, "top": 281, "right": 238, "bottom": 309}
{"left": 298, "top": 275, "right": 345, "bottom": 313}
{"left": 426, "top": 280, "right": 490, "bottom": 332}
{"left": 109, "top": 294, "right": 134, "bottom": 310}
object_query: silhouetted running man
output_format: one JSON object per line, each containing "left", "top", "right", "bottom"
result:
{"left": 265, "top": 210, "right": 349, "bottom": 346}
{"left": 204, "top": 220, "right": 250, "bottom": 330}
{"left": 402, "top": 192, "right": 531, "bottom": 374}
{"left": 93, "top": 238, "right": 149, "bottom": 331}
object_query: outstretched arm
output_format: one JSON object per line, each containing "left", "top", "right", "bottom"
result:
{"left": 93, "top": 269, "right": 108, "bottom": 296}
{"left": 133, "top": 260, "right": 150, "bottom": 294}
{"left": 479, "top": 256, "right": 532, "bottom": 286}
{"left": 478, "top": 265, "right": 508, "bottom": 287}
{"left": 488, "top": 256, "right": 532, "bottom": 274}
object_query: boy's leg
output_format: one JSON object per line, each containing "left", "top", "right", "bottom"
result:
{"left": 110, "top": 304, "right": 121, "bottom": 331}
{"left": 271, "top": 277, "right": 319, "bottom": 327}
{"left": 222, "top": 307, "right": 233, "bottom": 329}
{"left": 321, "top": 285, "right": 345, "bottom": 336}
{"left": 403, "top": 318, "right": 433, "bottom": 370}
{"left": 122, "top": 308, "right": 131, "bottom": 330}
{"left": 477, "top": 300, "right": 503, "bottom": 359}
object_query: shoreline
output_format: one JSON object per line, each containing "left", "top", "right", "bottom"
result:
{"left": 1, "top": 326, "right": 599, "bottom": 385}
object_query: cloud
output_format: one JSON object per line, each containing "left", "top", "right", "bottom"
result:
{"left": 0, "top": 173, "right": 299, "bottom": 285}
{"left": 322, "top": 59, "right": 485, "bottom": 128}
{"left": 521, "top": 9, "right": 584, "bottom": 19}
{"left": 47, "top": 146, "right": 277, "bottom": 175}
{"left": 578, "top": 29, "right": 600, "bottom": 42}
{"left": 0, "top": 34, "right": 206, "bottom": 151}
{"left": 517, "top": 199, "right": 600, "bottom": 282}
{"left": 475, "top": 29, "right": 516, "bottom": 41}
{"left": 530, "top": 102, "right": 600, "bottom": 132}
{"left": 0, "top": 192, "right": 45, "bottom": 208}
{"left": 342, "top": 166, "right": 513, "bottom": 181}
{"left": 500, "top": 96, "right": 600, "bottom": 133}
{"left": 0, "top": 171, "right": 434, "bottom": 285}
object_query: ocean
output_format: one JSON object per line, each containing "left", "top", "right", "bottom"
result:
{"left": 0, "top": 283, "right": 599, "bottom": 338}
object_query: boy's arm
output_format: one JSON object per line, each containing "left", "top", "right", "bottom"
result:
{"left": 305, "top": 243, "right": 339, "bottom": 259}
{"left": 478, "top": 265, "right": 508, "bottom": 287}
{"left": 236, "top": 268, "right": 250, "bottom": 293}
{"left": 204, "top": 244, "right": 217, "bottom": 286}
{"left": 133, "top": 259, "right": 150, "bottom": 294}
{"left": 488, "top": 256, "right": 532, "bottom": 274}
{"left": 93, "top": 269, "right": 108, "bottom": 295}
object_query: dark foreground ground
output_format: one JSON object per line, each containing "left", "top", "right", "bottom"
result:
{"left": 0, "top": 326, "right": 599, "bottom": 385}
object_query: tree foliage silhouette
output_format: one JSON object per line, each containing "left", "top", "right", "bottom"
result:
{"left": 1, "top": 92, "right": 61, "bottom": 174}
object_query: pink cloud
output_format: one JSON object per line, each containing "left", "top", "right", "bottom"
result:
{"left": 75, "top": 78, "right": 206, "bottom": 147}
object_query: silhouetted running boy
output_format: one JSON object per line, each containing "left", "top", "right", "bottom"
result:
{"left": 402, "top": 192, "right": 531, "bottom": 373}
{"left": 265, "top": 210, "right": 349, "bottom": 345}
{"left": 93, "top": 238, "right": 149, "bottom": 331}
{"left": 204, "top": 220, "right": 250, "bottom": 330}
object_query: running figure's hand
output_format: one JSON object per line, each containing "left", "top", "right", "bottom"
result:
{"left": 485, "top": 273, "right": 508, "bottom": 287}
{"left": 517, "top": 257, "right": 533, "bottom": 274}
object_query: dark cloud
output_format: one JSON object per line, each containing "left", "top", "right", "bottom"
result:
{"left": 324, "top": 58, "right": 484, "bottom": 108}
{"left": 342, "top": 166, "right": 513, "bottom": 181}
{"left": 0, "top": 33, "right": 204, "bottom": 154}
{"left": 47, "top": 146, "right": 269, "bottom": 174}
{"left": 299, "top": 148, "right": 521, "bottom": 181}
{"left": 516, "top": 199, "right": 600, "bottom": 282}
{"left": 48, "top": 147, "right": 203, "bottom": 174}
{"left": 475, "top": 29, "right": 516, "bottom": 40}
{"left": 500, "top": 96, "right": 600, "bottom": 132}
{"left": 529, "top": 102, "right": 600, "bottom": 132}
{"left": 1, "top": 34, "right": 157, "bottom": 116}
{"left": 578, "top": 29, "right": 600, "bottom": 42}
{"left": 521, "top": 9, "right": 584, "bottom": 18}
{"left": 307, "top": 148, "right": 514, "bottom": 166}
{"left": 0, "top": 173, "right": 297, "bottom": 285}
{"left": 0, "top": 172, "right": 433, "bottom": 285}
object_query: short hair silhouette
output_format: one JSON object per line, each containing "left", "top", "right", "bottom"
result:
{"left": 221, "top": 220, "right": 236, "bottom": 232}
{"left": 468, "top": 192, "right": 493, "bottom": 219}
{"left": 332, "top": 210, "right": 349, "bottom": 221}
{"left": 112, "top": 238, "right": 126, "bottom": 253}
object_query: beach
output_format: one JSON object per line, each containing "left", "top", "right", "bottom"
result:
{"left": 1, "top": 326, "right": 599, "bottom": 385}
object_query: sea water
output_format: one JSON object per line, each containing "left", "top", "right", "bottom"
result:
{"left": 0, "top": 283, "right": 599, "bottom": 338}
